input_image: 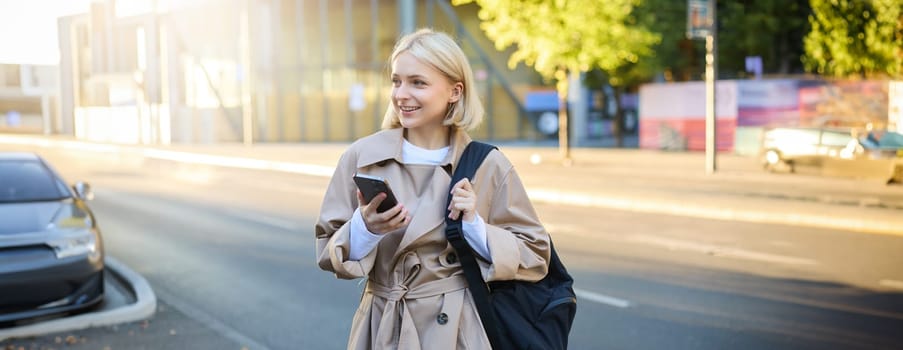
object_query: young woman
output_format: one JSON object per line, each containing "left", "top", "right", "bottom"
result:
{"left": 315, "top": 28, "right": 551, "bottom": 350}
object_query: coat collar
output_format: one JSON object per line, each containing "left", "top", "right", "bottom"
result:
{"left": 355, "top": 127, "right": 473, "bottom": 172}
{"left": 355, "top": 128, "right": 405, "bottom": 168}
{"left": 355, "top": 127, "right": 475, "bottom": 254}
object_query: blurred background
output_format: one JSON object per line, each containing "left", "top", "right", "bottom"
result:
{"left": 2, "top": 1, "right": 903, "bottom": 349}
{"left": 3, "top": 0, "right": 546, "bottom": 145}
{"left": 1, "top": 0, "right": 896, "bottom": 150}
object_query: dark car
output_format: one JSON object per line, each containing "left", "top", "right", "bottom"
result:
{"left": 0, "top": 152, "right": 104, "bottom": 324}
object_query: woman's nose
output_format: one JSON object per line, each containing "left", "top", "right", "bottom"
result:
{"left": 393, "top": 84, "right": 411, "bottom": 100}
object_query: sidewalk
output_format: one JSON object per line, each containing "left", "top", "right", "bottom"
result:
{"left": 2, "top": 134, "right": 902, "bottom": 236}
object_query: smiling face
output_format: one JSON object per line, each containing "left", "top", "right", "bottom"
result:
{"left": 390, "top": 52, "right": 462, "bottom": 131}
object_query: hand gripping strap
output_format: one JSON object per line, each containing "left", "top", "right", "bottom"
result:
{"left": 444, "top": 141, "right": 498, "bottom": 219}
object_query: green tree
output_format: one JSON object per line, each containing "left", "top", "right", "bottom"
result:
{"left": 719, "top": 0, "right": 812, "bottom": 77}
{"left": 803, "top": 0, "right": 903, "bottom": 78}
{"left": 452, "top": 0, "right": 659, "bottom": 159}
{"left": 632, "top": 0, "right": 811, "bottom": 81}
{"left": 632, "top": 0, "right": 702, "bottom": 82}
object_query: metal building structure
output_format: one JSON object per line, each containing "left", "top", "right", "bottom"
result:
{"left": 57, "top": 0, "right": 540, "bottom": 145}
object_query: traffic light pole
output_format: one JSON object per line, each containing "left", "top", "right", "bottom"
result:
{"left": 704, "top": 5, "right": 717, "bottom": 174}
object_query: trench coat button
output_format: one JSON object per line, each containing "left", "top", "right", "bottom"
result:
{"left": 437, "top": 312, "right": 449, "bottom": 325}
{"left": 446, "top": 253, "right": 458, "bottom": 264}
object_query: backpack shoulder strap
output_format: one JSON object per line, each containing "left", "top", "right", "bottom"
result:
{"left": 446, "top": 141, "right": 497, "bottom": 209}
{"left": 443, "top": 141, "right": 503, "bottom": 347}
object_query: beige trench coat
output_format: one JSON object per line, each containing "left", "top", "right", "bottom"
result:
{"left": 316, "top": 128, "right": 550, "bottom": 350}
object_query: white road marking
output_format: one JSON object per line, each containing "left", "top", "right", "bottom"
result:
{"left": 574, "top": 288, "right": 631, "bottom": 308}
{"left": 169, "top": 169, "right": 215, "bottom": 184}
{"left": 528, "top": 188, "right": 903, "bottom": 237}
{"left": 223, "top": 209, "right": 299, "bottom": 231}
{"left": 141, "top": 149, "right": 334, "bottom": 177}
{"left": 879, "top": 279, "right": 903, "bottom": 290}
{"left": 239, "top": 180, "right": 326, "bottom": 197}
{"left": 546, "top": 222, "right": 819, "bottom": 268}
{"left": 627, "top": 234, "right": 818, "bottom": 266}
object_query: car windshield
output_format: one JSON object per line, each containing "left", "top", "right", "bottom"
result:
{"left": 820, "top": 130, "right": 852, "bottom": 147}
{"left": 0, "top": 159, "right": 71, "bottom": 203}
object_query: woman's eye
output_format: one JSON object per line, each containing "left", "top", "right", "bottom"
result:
{"left": 413, "top": 80, "right": 426, "bottom": 86}
{"left": 391, "top": 78, "right": 401, "bottom": 86}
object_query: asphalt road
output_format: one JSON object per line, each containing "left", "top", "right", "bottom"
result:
{"left": 2, "top": 144, "right": 903, "bottom": 349}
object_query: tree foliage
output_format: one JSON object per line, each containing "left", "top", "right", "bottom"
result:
{"left": 629, "top": 0, "right": 812, "bottom": 82}
{"left": 629, "top": 0, "right": 698, "bottom": 83}
{"left": 453, "top": 0, "right": 661, "bottom": 154}
{"left": 451, "top": 0, "right": 660, "bottom": 89}
{"left": 719, "top": 0, "right": 812, "bottom": 76}
{"left": 803, "top": 0, "right": 903, "bottom": 78}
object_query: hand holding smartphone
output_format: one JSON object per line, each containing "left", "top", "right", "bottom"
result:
{"left": 352, "top": 173, "right": 399, "bottom": 213}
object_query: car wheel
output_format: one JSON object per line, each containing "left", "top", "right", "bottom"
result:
{"left": 763, "top": 149, "right": 791, "bottom": 173}
{"left": 536, "top": 111, "right": 559, "bottom": 138}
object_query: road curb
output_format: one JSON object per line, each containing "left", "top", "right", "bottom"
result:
{"left": 0, "top": 256, "right": 157, "bottom": 341}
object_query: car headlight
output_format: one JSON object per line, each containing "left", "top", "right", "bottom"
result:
{"left": 48, "top": 233, "right": 98, "bottom": 259}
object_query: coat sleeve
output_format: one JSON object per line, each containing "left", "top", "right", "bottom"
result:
{"left": 315, "top": 150, "right": 379, "bottom": 279}
{"left": 479, "top": 159, "right": 550, "bottom": 283}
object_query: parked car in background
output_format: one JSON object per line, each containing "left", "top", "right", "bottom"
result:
{"left": 760, "top": 127, "right": 852, "bottom": 172}
{"left": 760, "top": 127, "right": 903, "bottom": 184}
{"left": 0, "top": 152, "right": 104, "bottom": 325}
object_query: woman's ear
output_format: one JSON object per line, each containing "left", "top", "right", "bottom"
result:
{"left": 449, "top": 82, "right": 463, "bottom": 103}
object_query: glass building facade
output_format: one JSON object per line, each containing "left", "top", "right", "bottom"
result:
{"left": 58, "top": 0, "right": 544, "bottom": 144}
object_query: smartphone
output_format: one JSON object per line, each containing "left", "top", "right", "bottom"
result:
{"left": 352, "top": 173, "right": 399, "bottom": 213}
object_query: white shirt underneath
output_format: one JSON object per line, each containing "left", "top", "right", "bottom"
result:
{"left": 348, "top": 139, "right": 491, "bottom": 261}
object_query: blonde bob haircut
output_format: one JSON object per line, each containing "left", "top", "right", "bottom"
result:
{"left": 382, "top": 28, "right": 484, "bottom": 131}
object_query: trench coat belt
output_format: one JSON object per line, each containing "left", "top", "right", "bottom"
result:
{"left": 366, "top": 275, "right": 468, "bottom": 349}
{"left": 366, "top": 274, "right": 468, "bottom": 301}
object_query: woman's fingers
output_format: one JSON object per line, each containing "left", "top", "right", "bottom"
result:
{"left": 356, "top": 190, "right": 365, "bottom": 205}
{"left": 448, "top": 200, "right": 474, "bottom": 220}
{"left": 449, "top": 178, "right": 472, "bottom": 194}
{"left": 390, "top": 207, "right": 409, "bottom": 227}
{"left": 363, "top": 202, "right": 408, "bottom": 234}
{"left": 361, "top": 192, "right": 401, "bottom": 217}
{"left": 449, "top": 192, "right": 475, "bottom": 208}
{"left": 374, "top": 208, "right": 408, "bottom": 232}
{"left": 365, "top": 192, "right": 386, "bottom": 211}
{"left": 448, "top": 178, "right": 476, "bottom": 221}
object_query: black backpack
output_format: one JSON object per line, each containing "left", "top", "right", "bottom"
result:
{"left": 445, "top": 141, "right": 577, "bottom": 350}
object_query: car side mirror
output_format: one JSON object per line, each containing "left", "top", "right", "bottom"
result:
{"left": 73, "top": 181, "right": 95, "bottom": 201}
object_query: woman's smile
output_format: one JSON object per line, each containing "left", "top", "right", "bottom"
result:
{"left": 398, "top": 105, "right": 421, "bottom": 114}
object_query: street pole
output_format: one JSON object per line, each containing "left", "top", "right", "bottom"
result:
{"left": 239, "top": 0, "right": 254, "bottom": 146}
{"left": 704, "top": 3, "right": 717, "bottom": 174}
{"left": 557, "top": 69, "right": 571, "bottom": 165}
